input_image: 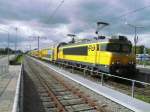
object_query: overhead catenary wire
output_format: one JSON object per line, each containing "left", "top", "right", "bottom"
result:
{"left": 117, "top": 4, "right": 150, "bottom": 19}
{"left": 101, "top": 3, "right": 150, "bottom": 24}
{"left": 82, "top": 3, "right": 150, "bottom": 35}
{"left": 43, "top": 0, "right": 65, "bottom": 45}
{"left": 47, "top": 0, "right": 65, "bottom": 22}
{"left": 92, "top": 3, "right": 150, "bottom": 36}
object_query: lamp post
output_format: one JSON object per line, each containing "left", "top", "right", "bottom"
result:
{"left": 0, "top": 28, "right": 10, "bottom": 69}
{"left": 29, "top": 35, "right": 47, "bottom": 54}
{"left": 14, "top": 27, "right": 18, "bottom": 56}
{"left": 125, "top": 22, "right": 144, "bottom": 54}
{"left": 27, "top": 38, "right": 31, "bottom": 52}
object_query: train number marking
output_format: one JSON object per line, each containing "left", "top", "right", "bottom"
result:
{"left": 88, "top": 45, "right": 95, "bottom": 51}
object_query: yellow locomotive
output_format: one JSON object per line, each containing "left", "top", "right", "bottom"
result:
{"left": 30, "top": 35, "right": 136, "bottom": 75}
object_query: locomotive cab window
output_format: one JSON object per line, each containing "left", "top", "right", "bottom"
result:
{"left": 122, "top": 44, "right": 131, "bottom": 53}
{"left": 100, "top": 43, "right": 131, "bottom": 53}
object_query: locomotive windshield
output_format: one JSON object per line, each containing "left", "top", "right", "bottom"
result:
{"left": 100, "top": 43, "right": 131, "bottom": 53}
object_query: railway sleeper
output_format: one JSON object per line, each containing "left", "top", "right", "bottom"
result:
{"left": 60, "top": 98, "right": 86, "bottom": 106}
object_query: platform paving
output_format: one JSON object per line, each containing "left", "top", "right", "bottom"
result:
{"left": 0, "top": 65, "right": 21, "bottom": 112}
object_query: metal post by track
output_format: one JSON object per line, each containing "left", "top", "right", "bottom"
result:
{"left": 71, "top": 65, "right": 74, "bottom": 73}
{"left": 84, "top": 68, "right": 86, "bottom": 76}
{"left": 101, "top": 74, "right": 104, "bottom": 86}
{"left": 131, "top": 80, "right": 135, "bottom": 97}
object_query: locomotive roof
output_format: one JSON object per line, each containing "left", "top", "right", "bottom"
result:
{"left": 59, "top": 36, "right": 132, "bottom": 48}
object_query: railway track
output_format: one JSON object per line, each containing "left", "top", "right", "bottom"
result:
{"left": 39, "top": 58, "right": 150, "bottom": 103}
{"left": 23, "top": 57, "right": 108, "bottom": 112}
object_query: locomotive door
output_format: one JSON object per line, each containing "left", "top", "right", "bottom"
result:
{"left": 96, "top": 44, "right": 100, "bottom": 64}
{"left": 88, "top": 44, "right": 97, "bottom": 64}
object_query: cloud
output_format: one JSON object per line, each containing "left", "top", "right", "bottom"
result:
{"left": 0, "top": 0, "right": 150, "bottom": 50}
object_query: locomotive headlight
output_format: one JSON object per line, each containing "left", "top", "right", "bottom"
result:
{"left": 111, "top": 60, "right": 120, "bottom": 65}
{"left": 112, "top": 62, "right": 115, "bottom": 64}
{"left": 129, "top": 61, "right": 135, "bottom": 64}
{"left": 116, "top": 60, "right": 120, "bottom": 64}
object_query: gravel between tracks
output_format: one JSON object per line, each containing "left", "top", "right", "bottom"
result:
{"left": 40, "top": 62, "right": 133, "bottom": 112}
{"left": 23, "top": 56, "right": 111, "bottom": 112}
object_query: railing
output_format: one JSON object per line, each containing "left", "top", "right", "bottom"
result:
{"left": 44, "top": 59, "right": 150, "bottom": 102}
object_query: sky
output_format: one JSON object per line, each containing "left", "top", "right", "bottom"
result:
{"left": 0, "top": 0, "right": 150, "bottom": 51}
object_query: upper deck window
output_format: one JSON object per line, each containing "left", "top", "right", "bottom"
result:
{"left": 100, "top": 43, "right": 131, "bottom": 53}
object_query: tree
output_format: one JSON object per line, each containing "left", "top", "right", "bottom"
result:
{"left": 132, "top": 45, "right": 144, "bottom": 54}
{"left": 0, "top": 48, "right": 16, "bottom": 55}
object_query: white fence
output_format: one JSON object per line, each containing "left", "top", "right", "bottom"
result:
{"left": 50, "top": 60, "right": 150, "bottom": 100}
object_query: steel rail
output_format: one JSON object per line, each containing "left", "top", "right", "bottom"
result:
{"left": 29, "top": 57, "right": 107, "bottom": 112}
{"left": 32, "top": 56, "right": 150, "bottom": 99}
{"left": 40, "top": 64, "right": 106, "bottom": 112}
{"left": 36, "top": 74, "right": 67, "bottom": 112}
{"left": 27, "top": 59, "right": 67, "bottom": 112}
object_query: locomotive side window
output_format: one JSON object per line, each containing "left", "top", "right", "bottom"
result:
{"left": 63, "top": 46, "right": 88, "bottom": 55}
{"left": 107, "top": 44, "right": 120, "bottom": 52}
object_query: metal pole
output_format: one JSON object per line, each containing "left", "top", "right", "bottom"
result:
{"left": 84, "top": 69, "right": 86, "bottom": 76}
{"left": 38, "top": 36, "right": 40, "bottom": 54}
{"left": 15, "top": 27, "right": 18, "bottom": 56}
{"left": 134, "top": 27, "right": 137, "bottom": 55}
{"left": 29, "top": 44, "right": 31, "bottom": 51}
{"left": 125, "top": 23, "right": 144, "bottom": 55}
{"left": 91, "top": 68, "right": 93, "bottom": 75}
{"left": 101, "top": 74, "right": 104, "bottom": 85}
{"left": 7, "top": 32, "right": 10, "bottom": 71}
{"left": 131, "top": 80, "right": 135, "bottom": 97}
{"left": 72, "top": 66, "right": 74, "bottom": 73}
{"left": 143, "top": 47, "right": 146, "bottom": 67}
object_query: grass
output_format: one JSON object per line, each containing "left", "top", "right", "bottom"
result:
{"left": 135, "top": 94, "right": 150, "bottom": 103}
{"left": 9, "top": 54, "right": 23, "bottom": 65}
{"left": 137, "top": 60, "right": 150, "bottom": 66}
{"left": 16, "top": 54, "right": 23, "bottom": 63}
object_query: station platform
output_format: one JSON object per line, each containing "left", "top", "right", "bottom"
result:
{"left": 31, "top": 56, "right": 150, "bottom": 112}
{"left": 0, "top": 65, "right": 21, "bottom": 112}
